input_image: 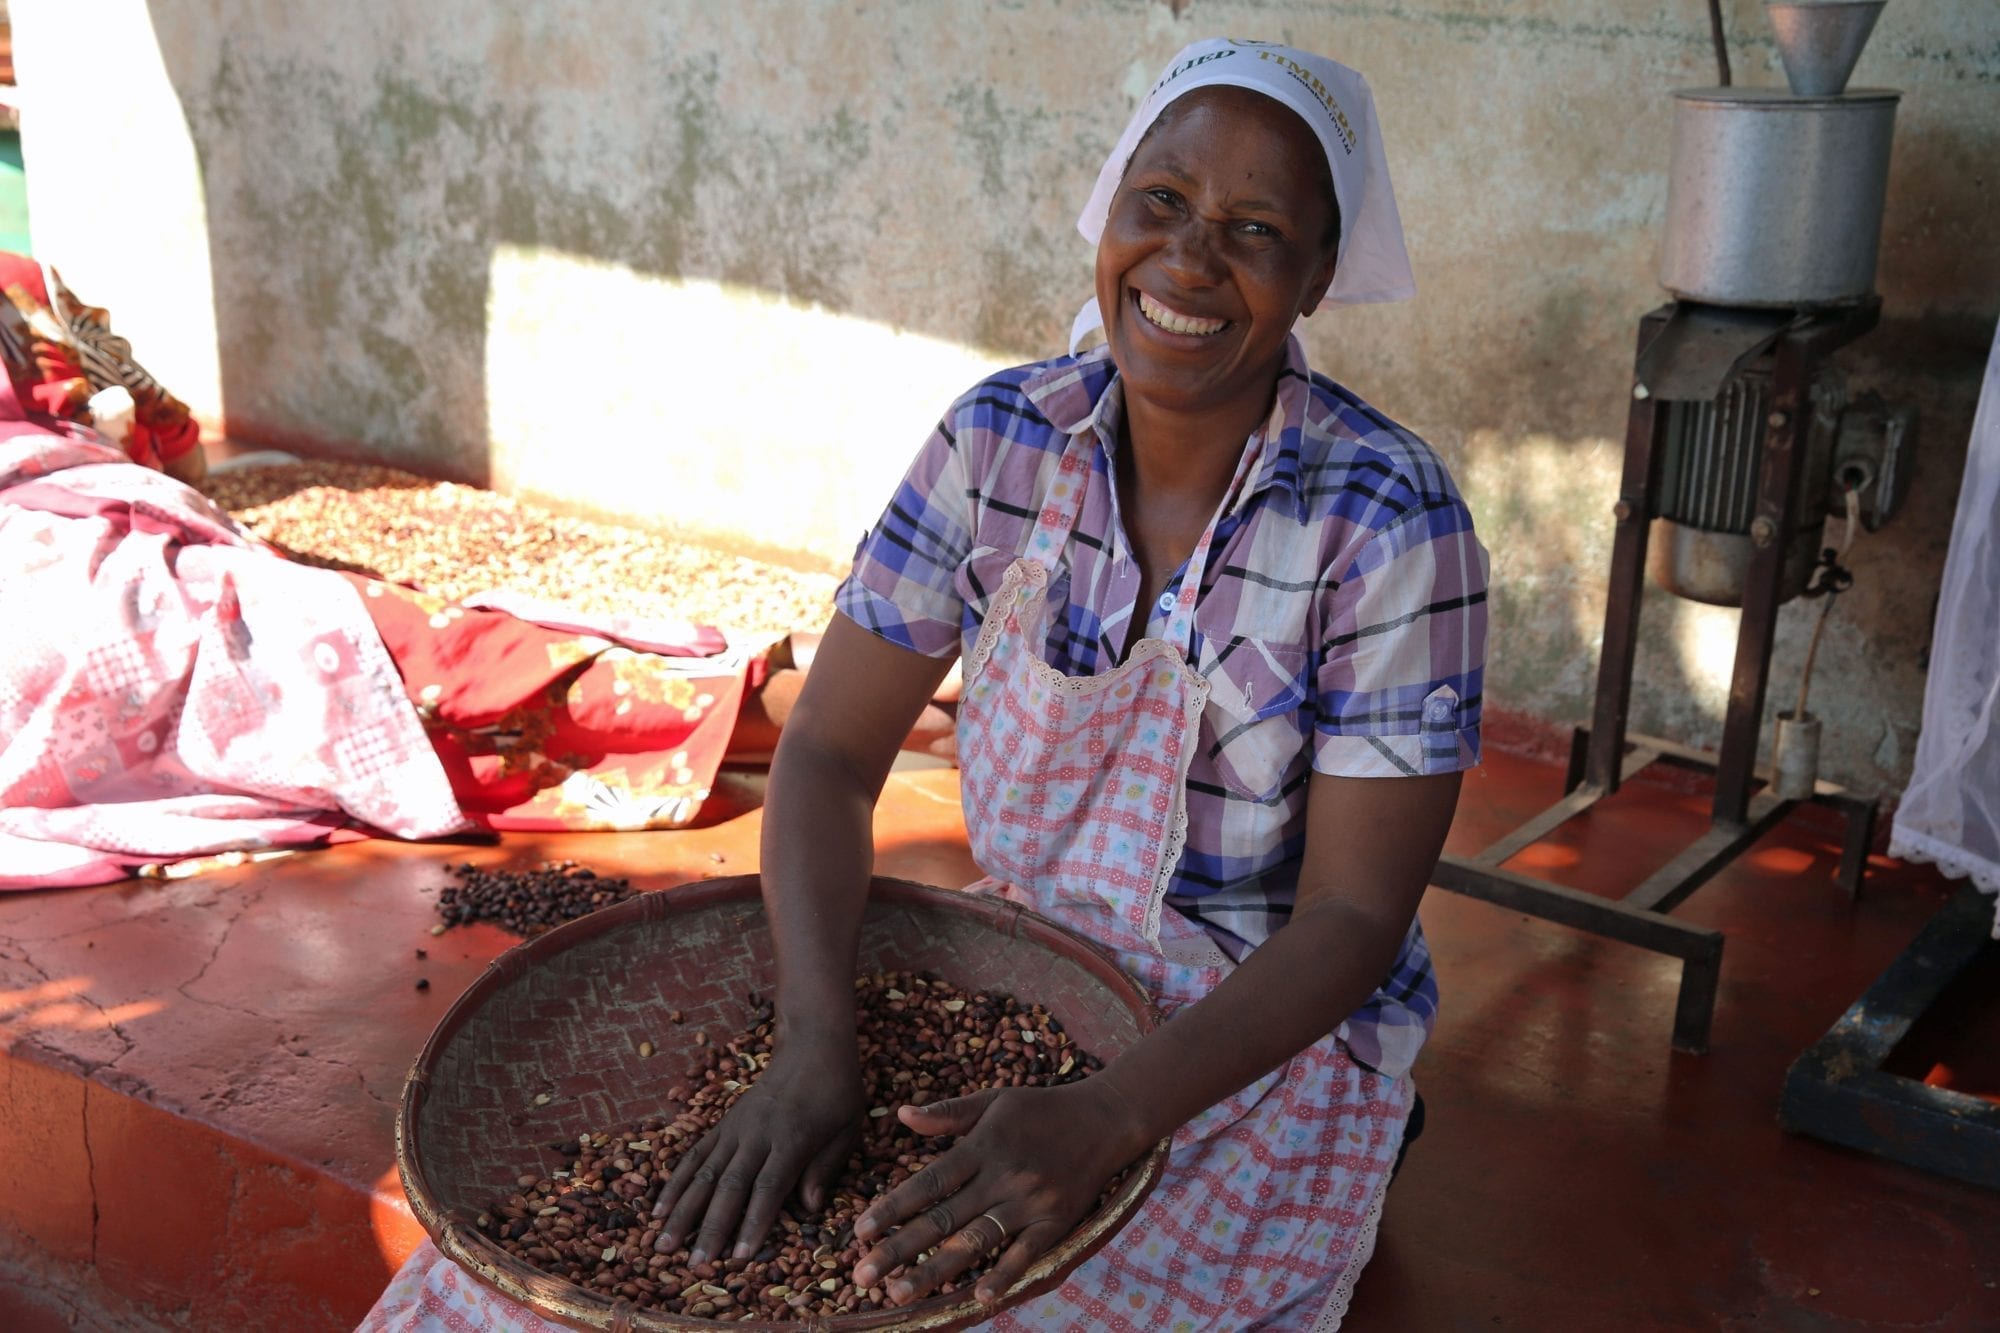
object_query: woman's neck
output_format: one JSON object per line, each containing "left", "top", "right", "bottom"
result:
{"left": 1110, "top": 381, "right": 1276, "bottom": 626}
{"left": 1119, "top": 384, "right": 1273, "bottom": 510}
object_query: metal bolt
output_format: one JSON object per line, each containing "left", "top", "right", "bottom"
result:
{"left": 1749, "top": 516, "right": 1777, "bottom": 547}
{"left": 1613, "top": 500, "right": 1634, "bottom": 523}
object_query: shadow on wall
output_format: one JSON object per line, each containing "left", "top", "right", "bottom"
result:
{"left": 139, "top": 3, "right": 1098, "bottom": 500}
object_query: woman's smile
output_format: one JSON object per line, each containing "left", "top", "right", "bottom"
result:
{"left": 1133, "top": 288, "right": 1231, "bottom": 339}
{"left": 1094, "top": 84, "right": 1340, "bottom": 429}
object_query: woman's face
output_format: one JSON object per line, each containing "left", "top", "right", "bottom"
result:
{"left": 1094, "top": 86, "right": 1339, "bottom": 427}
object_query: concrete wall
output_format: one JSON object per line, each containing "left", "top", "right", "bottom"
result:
{"left": 15, "top": 0, "right": 2000, "bottom": 797}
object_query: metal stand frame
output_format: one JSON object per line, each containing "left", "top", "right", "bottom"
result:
{"left": 1433, "top": 302, "right": 1881, "bottom": 1053}
{"left": 1781, "top": 882, "right": 2000, "bottom": 1188}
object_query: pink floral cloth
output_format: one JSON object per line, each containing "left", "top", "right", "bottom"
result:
{"left": 0, "top": 419, "right": 467, "bottom": 885}
{"left": 362, "top": 1243, "right": 562, "bottom": 1333}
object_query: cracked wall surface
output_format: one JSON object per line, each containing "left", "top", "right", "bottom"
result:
{"left": 14, "top": 0, "right": 2000, "bottom": 794}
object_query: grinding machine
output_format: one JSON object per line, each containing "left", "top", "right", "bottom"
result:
{"left": 1431, "top": 1, "right": 1917, "bottom": 1054}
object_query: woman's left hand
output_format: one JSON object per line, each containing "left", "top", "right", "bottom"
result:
{"left": 851, "top": 1078, "right": 1148, "bottom": 1308}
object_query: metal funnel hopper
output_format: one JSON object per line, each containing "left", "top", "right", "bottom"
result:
{"left": 1766, "top": 1, "right": 1887, "bottom": 96}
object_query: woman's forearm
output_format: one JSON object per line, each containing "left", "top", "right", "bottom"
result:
{"left": 1085, "top": 771, "right": 1458, "bottom": 1151}
{"left": 649, "top": 618, "right": 950, "bottom": 1256}
{"left": 1086, "top": 896, "right": 1416, "bottom": 1156}
{"left": 751, "top": 614, "right": 958, "bottom": 1053}
{"left": 759, "top": 732, "right": 879, "bottom": 1045}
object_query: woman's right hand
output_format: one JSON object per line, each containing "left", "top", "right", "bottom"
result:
{"left": 656, "top": 614, "right": 954, "bottom": 1262}
{"left": 651, "top": 1033, "right": 865, "bottom": 1263}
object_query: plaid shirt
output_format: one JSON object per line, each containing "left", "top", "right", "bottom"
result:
{"left": 837, "top": 336, "right": 1487, "bottom": 1076}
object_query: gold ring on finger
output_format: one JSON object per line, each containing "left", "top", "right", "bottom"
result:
{"left": 975, "top": 1210, "right": 1010, "bottom": 1251}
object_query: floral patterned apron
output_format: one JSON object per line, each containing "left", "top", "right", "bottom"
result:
{"left": 957, "top": 424, "right": 1408, "bottom": 1332}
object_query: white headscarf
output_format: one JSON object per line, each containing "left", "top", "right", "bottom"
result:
{"left": 1070, "top": 38, "right": 1416, "bottom": 353}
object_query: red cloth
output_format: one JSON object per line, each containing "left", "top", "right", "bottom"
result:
{"left": 0, "top": 417, "right": 468, "bottom": 888}
{"left": 0, "top": 253, "right": 203, "bottom": 469}
{"left": 343, "top": 573, "right": 747, "bottom": 831}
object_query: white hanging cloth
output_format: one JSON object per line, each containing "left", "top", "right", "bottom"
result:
{"left": 1890, "top": 318, "right": 2000, "bottom": 935}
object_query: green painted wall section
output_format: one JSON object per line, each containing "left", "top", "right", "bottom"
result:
{"left": 0, "top": 131, "right": 29, "bottom": 255}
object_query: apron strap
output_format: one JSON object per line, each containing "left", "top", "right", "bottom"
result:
{"left": 1021, "top": 427, "right": 1097, "bottom": 574}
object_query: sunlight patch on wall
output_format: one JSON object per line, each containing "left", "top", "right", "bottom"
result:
{"left": 485, "top": 246, "right": 1008, "bottom": 565}
{"left": 1675, "top": 600, "right": 1745, "bottom": 704}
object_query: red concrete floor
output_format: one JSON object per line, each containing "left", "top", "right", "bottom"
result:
{"left": 1, "top": 749, "right": 1995, "bottom": 1330}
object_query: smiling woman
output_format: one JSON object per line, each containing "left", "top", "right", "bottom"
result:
{"left": 1095, "top": 87, "right": 1341, "bottom": 462}
{"left": 363, "top": 37, "right": 1485, "bottom": 1333}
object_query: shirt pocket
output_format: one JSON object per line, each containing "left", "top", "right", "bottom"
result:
{"left": 1198, "top": 638, "right": 1311, "bottom": 805}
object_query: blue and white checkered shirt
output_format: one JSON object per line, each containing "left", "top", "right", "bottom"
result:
{"left": 837, "top": 336, "right": 1487, "bottom": 1077}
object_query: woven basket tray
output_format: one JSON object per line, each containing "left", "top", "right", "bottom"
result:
{"left": 397, "top": 875, "right": 1168, "bottom": 1331}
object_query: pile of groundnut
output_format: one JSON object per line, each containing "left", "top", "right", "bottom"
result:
{"left": 474, "top": 972, "right": 1106, "bottom": 1321}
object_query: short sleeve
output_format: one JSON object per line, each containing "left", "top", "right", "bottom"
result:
{"left": 1312, "top": 498, "right": 1489, "bottom": 777}
{"left": 833, "top": 416, "right": 974, "bottom": 659}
